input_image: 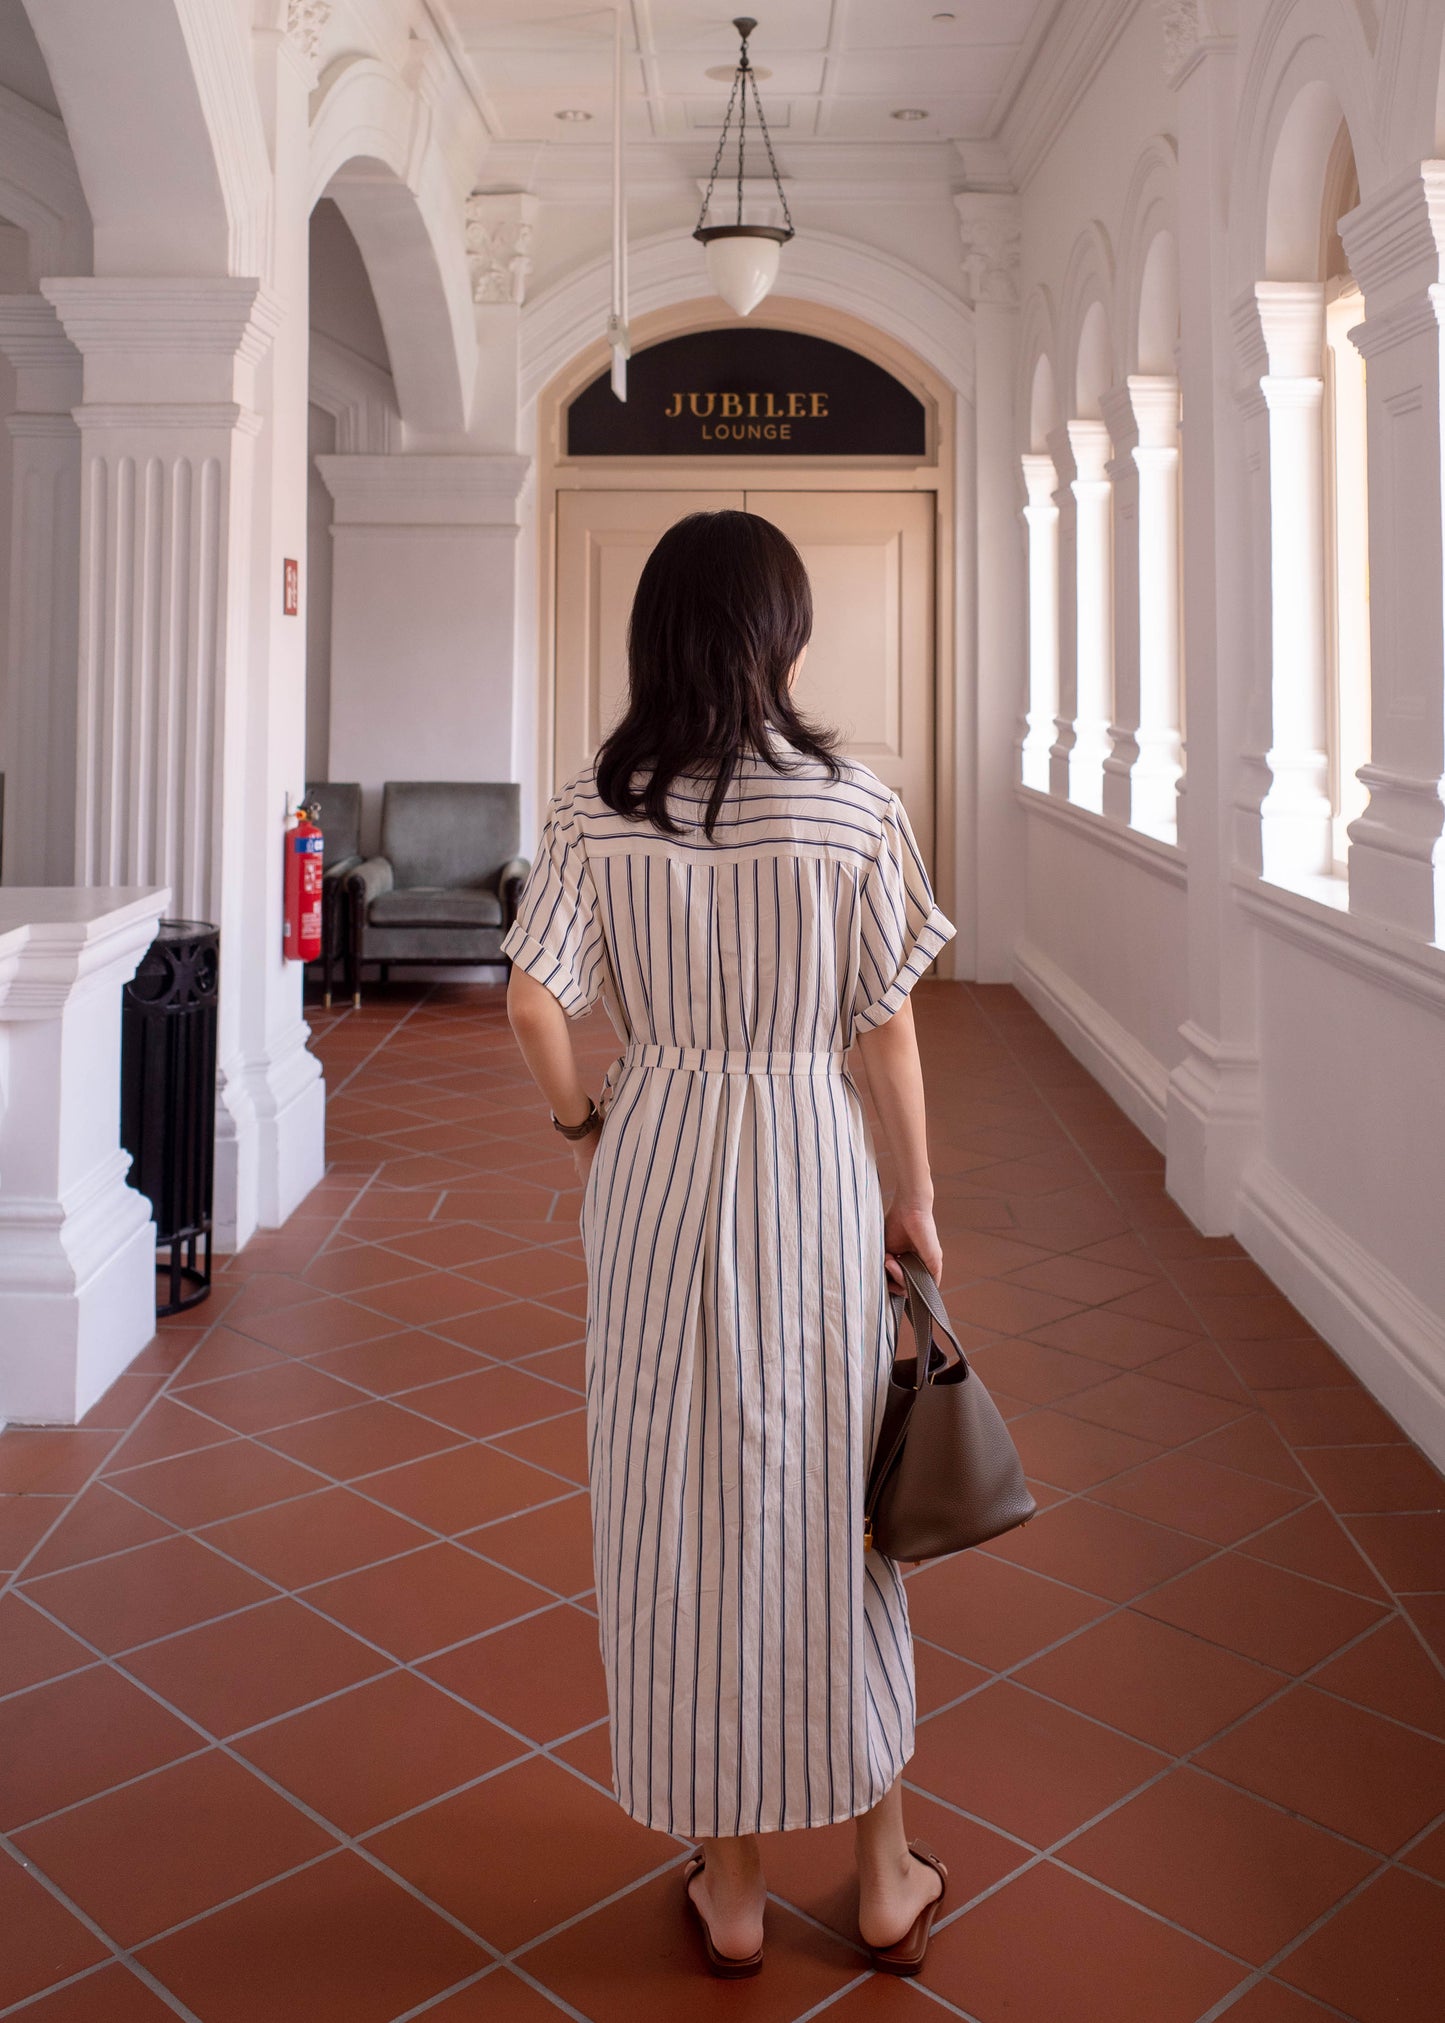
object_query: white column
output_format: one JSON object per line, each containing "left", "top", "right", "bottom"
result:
{"left": 1159, "top": 13, "right": 1262, "bottom": 1235}
{"left": 40, "top": 277, "right": 283, "bottom": 1250}
{"left": 1255, "top": 281, "right": 1333, "bottom": 882}
{"left": 1340, "top": 163, "right": 1445, "bottom": 940}
{"left": 1131, "top": 375, "right": 1183, "bottom": 836}
{"left": 1021, "top": 452, "right": 1059, "bottom": 791}
{"left": 956, "top": 192, "right": 1025, "bottom": 978}
{"left": 1100, "top": 386, "right": 1141, "bottom": 824}
{"left": 0, "top": 299, "right": 81, "bottom": 886}
{"left": 1046, "top": 424, "right": 1077, "bottom": 797}
{"left": 0, "top": 886, "right": 168, "bottom": 1425}
{"left": 318, "top": 455, "right": 530, "bottom": 843}
{"left": 1068, "top": 418, "right": 1114, "bottom": 812}
{"left": 233, "top": 11, "right": 327, "bottom": 1236}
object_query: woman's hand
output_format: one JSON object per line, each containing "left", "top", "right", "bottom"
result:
{"left": 884, "top": 1194, "right": 943, "bottom": 1288}
{"left": 571, "top": 1131, "right": 599, "bottom": 1189}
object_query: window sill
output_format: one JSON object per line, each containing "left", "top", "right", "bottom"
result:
{"left": 1016, "top": 784, "right": 1187, "bottom": 886}
{"left": 1232, "top": 867, "right": 1445, "bottom": 1016}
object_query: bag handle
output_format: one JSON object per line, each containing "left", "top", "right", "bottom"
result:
{"left": 887, "top": 1250, "right": 967, "bottom": 1392}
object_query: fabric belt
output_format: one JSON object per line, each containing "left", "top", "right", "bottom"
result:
{"left": 623, "top": 1042, "right": 847, "bottom": 1076}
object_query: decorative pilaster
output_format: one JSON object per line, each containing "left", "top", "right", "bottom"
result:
{"left": 957, "top": 190, "right": 1024, "bottom": 976}
{"left": 1067, "top": 418, "right": 1115, "bottom": 812}
{"left": 0, "top": 297, "right": 81, "bottom": 886}
{"left": 1339, "top": 162, "right": 1445, "bottom": 940}
{"left": 0, "top": 885, "right": 168, "bottom": 1423}
{"left": 1253, "top": 281, "right": 1333, "bottom": 882}
{"left": 1021, "top": 453, "right": 1060, "bottom": 791}
{"left": 466, "top": 192, "right": 538, "bottom": 307}
{"left": 1046, "top": 423, "right": 1078, "bottom": 798}
{"left": 40, "top": 278, "right": 283, "bottom": 1250}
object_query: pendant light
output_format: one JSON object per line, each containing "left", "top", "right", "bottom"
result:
{"left": 694, "top": 17, "right": 794, "bottom": 317}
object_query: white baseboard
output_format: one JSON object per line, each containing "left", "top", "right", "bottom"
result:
{"left": 1010, "top": 939, "right": 1170, "bottom": 1150}
{"left": 1237, "top": 1160, "right": 1445, "bottom": 1472}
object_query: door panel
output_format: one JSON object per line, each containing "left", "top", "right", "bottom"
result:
{"left": 554, "top": 490, "right": 743, "bottom": 784}
{"left": 746, "top": 491, "right": 935, "bottom": 864}
{"left": 554, "top": 487, "right": 935, "bottom": 868}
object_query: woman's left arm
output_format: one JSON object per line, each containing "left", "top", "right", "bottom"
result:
{"left": 506, "top": 965, "right": 599, "bottom": 1179}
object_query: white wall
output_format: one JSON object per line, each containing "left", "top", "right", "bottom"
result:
{"left": 1005, "top": 0, "right": 1445, "bottom": 1467}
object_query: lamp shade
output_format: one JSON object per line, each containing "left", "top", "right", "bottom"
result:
{"left": 698, "top": 225, "right": 788, "bottom": 317}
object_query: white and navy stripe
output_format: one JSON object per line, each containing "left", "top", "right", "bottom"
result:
{"left": 503, "top": 732, "right": 955, "bottom": 1835}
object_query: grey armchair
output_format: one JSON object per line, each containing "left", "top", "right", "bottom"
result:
{"left": 345, "top": 781, "right": 529, "bottom": 1006}
{"left": 305, "top": 781, "right": 363, "bottom": 1008}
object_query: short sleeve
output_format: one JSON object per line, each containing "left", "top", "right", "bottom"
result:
{"left": 851, "top": 792, "right": 957, "bottom": 1033}
{"left": 500, "top": 793, "right": 606, "bottom": 1016}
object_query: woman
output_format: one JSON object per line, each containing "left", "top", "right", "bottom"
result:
{"left": 503, "top": 510, "right": 956, "bottom": 1978}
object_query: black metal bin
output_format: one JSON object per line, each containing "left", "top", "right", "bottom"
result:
{"left": 120, "top": 920, "right": 219, "bottom": 1316}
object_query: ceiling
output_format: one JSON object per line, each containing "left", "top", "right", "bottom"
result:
{"left": 438, "top": 0, "right": 1056, "bottom": 150}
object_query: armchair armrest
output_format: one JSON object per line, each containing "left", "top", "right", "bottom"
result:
{"left": 346, "top": 857, "right": 394, "bottom": 915}
{"left": 497, "top": 855, "right": 531, "bottom": 927}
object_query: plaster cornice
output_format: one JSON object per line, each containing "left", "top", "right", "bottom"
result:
{"left": 995, "top": 0, "right": 1140, "bottom": 193}
{"left": 316, "top": 452, "right": 531, "bottom": 526}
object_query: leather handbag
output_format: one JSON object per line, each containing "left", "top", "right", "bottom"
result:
{"left": 865, "top": 1251, "right": 1036, "bottom": 1561}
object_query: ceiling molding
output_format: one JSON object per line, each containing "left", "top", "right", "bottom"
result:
{"left": 475, "top": 138, "right": 970, "bottom": 207}
{"left": 996, "top": 0, "right": 1143, "bottom": 192}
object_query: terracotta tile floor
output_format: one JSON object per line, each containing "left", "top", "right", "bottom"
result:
{"left": 2, "top": 981, "right": 1444, "bottom": 2022}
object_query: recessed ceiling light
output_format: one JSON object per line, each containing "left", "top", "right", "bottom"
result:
{"left": 891, "top": 108, "right": 929, "bottom": 121}
{"left": 555, "top": 108, "right": 593, "bottom": 122}
{"left": 933, "top": 10, "right": 957, "bottom": 18}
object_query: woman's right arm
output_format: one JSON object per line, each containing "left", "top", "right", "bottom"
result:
{"left": 854, "top": 996, "right": 943, "bottom": 1286}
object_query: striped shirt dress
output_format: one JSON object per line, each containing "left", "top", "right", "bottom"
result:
{"left": 501, "top": 729, "right": 956, "bottom": 1837}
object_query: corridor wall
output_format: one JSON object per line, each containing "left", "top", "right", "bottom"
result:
{"left": 1009, "top": 0, "right": 1445, "bottom": 1469}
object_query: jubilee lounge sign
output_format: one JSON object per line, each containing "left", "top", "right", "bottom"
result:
{"left": 567, "top": 327, "right": 927, "bottom": 459}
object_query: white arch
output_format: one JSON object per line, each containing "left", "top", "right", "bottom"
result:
{"left": 0, "top": 81, "right": 90, "bottom": 280}
{"left": 25, "top": 0, "right": 268, "bottom": 276}
{"left": 1058, "top": 222, "right": 1116, "bottom": 418}
{"left": 520, "top": 227, "right": 974, "bottom": 412}
{"left": 1117, "top": 137, "right": 1180, "bottom": 376}
{"left": 1016, "top": 286, "right": 1060, "bottom": 454}
{"left": 308, "top": 56, "right": 474, "bottom": 437}
{"left": 1231, "top": 1, "right": 1383, "bottom": 289}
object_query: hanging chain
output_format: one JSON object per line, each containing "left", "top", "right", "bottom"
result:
{"left": 696, "top": 65, "right": 743, "bottom": 232}
{"left": 747, "top": 66, "right": 793, "bottom": 237}
{"left": 693, "top": 21, "right": 794, "bottom": 241}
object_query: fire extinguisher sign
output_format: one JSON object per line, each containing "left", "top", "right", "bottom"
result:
{"left": 284, "top": 804, "right": 324, "bottom": 962}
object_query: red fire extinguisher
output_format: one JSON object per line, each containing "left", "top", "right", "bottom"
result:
{"left": 284, "top": 800, "right": 324, "bottom": 963}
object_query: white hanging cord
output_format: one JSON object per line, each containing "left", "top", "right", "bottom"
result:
{"left": 607, "top": 3, "right": 630, "bottom": 400}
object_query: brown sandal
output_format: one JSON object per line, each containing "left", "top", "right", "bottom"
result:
{"left": 683, "top": 1854, "right": 764, "bottom": 1978}
{"left": 867, "top": 1842, "right": 948, "bottom": 1977}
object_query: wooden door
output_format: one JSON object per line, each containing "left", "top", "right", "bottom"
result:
{"left": 554, "top": 490, "right": 744, "bottom": 785}
{"left": 746, "top": 491, "right": 935, "bottom": 864}
{"left": 554, "top": 488, "right": 936, "bottom": 863}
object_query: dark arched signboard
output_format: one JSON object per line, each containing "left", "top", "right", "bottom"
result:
{"left": 566, "top": 327, "right": 928, "bottom": 459}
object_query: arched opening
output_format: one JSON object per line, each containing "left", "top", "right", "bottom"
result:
{"left": 1137, "top": 231, "right": 1180, "bottom": 377}
{"left": 1074, "top": 299, "right": 1113, "bottom": 420}
{"left": 0, "top": 1, "right": 88, "bottom": 888}
{"left": 304, "top": 197, "right": 399, "bottom": 791}
{"left": 1029, "top": 351, "right": 1059, "bottom": 453}
{"left": 1321, "top": 122, "right": 1370, "bottom": 868}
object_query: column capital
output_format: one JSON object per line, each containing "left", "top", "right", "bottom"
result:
{"left": 316, "top": 452, "right": 532, "bottom": 528}
{"left": 40, "top": 278, "right": 282, "bottom": 410}
{"left": 0, "top": 294, "right": 81, "bottom": 415}
{"left": 466, "top": 192, "right": 538, "bottom": 307}
{"left": 954, "top": 192, "right": 1022, "bottom": 308}
{"left": 1126, "top": 373, "right": 1181, "bottom": 448}
{"left": 1020, "top": 451, "right": 1059, "bottom": 508}
{"left": 1339, "top": 161, "right": 1445, "bottom": 317}
{"left": 1066, "top": 417, "right": 1113, "bottom": 484}
{"left": 1254, "top": 280, "right": 1325, "bottom": 377}
{"left": 1152, "top": 1, "right": 1235, "bottom": 87}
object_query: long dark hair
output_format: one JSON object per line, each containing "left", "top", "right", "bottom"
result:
{"left": 594, "top": 510, "right": 844, "bottom": 838}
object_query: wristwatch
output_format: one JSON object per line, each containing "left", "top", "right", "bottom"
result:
{"left": 552, "top": 1097, "right": 600, "bottom": 1140}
